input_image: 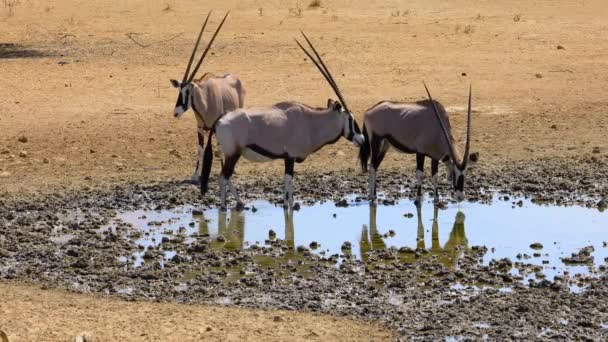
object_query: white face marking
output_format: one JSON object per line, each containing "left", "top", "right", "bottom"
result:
{"left": 174, "top": 105, "right": 186, "bottom": 118}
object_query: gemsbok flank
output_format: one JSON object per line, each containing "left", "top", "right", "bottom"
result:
{"left": 170, "top": 10, "right": 245, "bottom": 192}
{"left": 359, "top": 83, "right": 479, "bottom": 203}
{"left": 207, "top": 32, "right": 364, "bottom": 210}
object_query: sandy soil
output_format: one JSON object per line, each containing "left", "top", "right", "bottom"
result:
{"left": 1, "top": 0, "right": 607, "bottom": 195}
{"left": 0, "top": 282, "right": 392, "bottom": 341}
{"left": 1, "top": 0, "right": 608, "bottom": 340}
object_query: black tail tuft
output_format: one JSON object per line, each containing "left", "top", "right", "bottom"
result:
{"left": 200, "top": 130, "right": 214, "bottom": 194}
{"left": 358, "top": 125, "right": 370, "bottom": 173}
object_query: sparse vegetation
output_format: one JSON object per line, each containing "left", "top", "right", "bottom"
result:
{"left": 3, "top": 0, "right": 20, "bottom": 17}
{"left": 162, "top": 4, "right": 172, "bottom": 12}
{"left": 391, "top": 9, "right": 409, "bottom": 17}
{"left": 288, "top": 4, "right": 302, "bottom": 17}
{"left": 258, "top": 7, "right": 263, "bottom": 16}
{"left": 308, "top": 0, "right": 321, "bottom": 8}
{"left": 513, "top": 14, "right": 521, "bottom": 22}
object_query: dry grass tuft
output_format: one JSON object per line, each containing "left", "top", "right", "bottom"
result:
{"left": 309, "top": 0, "right": 321, "bottom": 8}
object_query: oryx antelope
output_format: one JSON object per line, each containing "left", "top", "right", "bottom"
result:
{"left": 207, "top": 32, "right": 364, "bottom": 210}
{"left": 170, "top": 11, "right": 245, "bottom": 192}
{"left": 359, "top": 83, "right": 479, "bottom": 203}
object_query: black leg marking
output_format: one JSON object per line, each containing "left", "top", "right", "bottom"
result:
{"left": 200, "top": 130, "right": 214, "bottom": 194}
{"left": 221, "top": 154, "right": 240, "bottom": 180}
{"left": 196, "top": 130, "right": 204, "bottom": 174}
{"left": 370, "top": 135, "right": 387, "bottom": 198}
{"left": 416, "top": 153, "right": 425, "bottom": 198}
{"left": 431, "top": 158, "right": 439, "bottom": 200}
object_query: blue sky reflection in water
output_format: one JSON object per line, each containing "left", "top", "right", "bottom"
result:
{"left": 112, "top": 195, "right": 607, "bottom": 282}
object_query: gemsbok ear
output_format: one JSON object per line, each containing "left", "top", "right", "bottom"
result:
{"left": 332, "top": 101, "right": 342, "bottom": 111}
{"left": 469, "top": 152, "right": 479, "bottom": 164}
{"left": 327, "top": 98, "right": 334, "bottom": 107}
{"left": 170, "top": 79, "right": 180, "bottom": 88}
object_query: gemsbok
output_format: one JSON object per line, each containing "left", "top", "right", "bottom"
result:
{"left": 170, "top": 11, "right": 245, "bottom": 192}
{"left": 359, "top": 83, "right": 479, "bottom": 203}
{"left": 207, "top": 32, "right": 364, "bottom": 210}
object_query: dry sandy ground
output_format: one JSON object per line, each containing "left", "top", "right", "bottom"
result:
{"left": 1, "top": 0, "right": 607, "bottom": 194}
{"left": 1, "top": 0, "right": 608, "bottom": 340}
{"left": 0, "top": 282, "right": 392, "bottom": 341}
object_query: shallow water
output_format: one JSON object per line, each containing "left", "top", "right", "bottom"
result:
{"left": 105, "top": 194, "right": 607, "bottom": 286}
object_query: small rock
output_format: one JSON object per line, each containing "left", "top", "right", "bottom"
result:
{"left": 556, "top": 45, "right": 565, "bottom": 50}
{"left": 535, "top": 73, "right": 543, "bottom": 79}
{"left": 273, "top": 316, "right": 284, "bottom": 322}
{"left": 42, "top": 158, "right": 49, "bottom": 164}
{"left": 461, "top": 72, "right": 467, "bottom": 76}
{"left": 18, "top": 151, "right": 27, "bottom": 158}
{"left": 530, "top": 242, "right": 543, "bottom": 250}
{"left": 17, "top": 135, "right": 28, "bottom": 143}
{"left": 550, "top": 124, "right": 557, "bottom": 129}
{"left": 90, "top": 149, "right": 96, "bottom": 154}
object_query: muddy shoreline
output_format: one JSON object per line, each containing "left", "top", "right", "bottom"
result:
{"left": 1, "top": 157, "right": 608, "bottom": 340}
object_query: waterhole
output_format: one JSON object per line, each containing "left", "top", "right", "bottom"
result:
{"left": 103, "top": 195, "right": 607, "bottom": 289}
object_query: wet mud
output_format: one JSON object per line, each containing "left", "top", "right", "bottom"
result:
{"left": 1, "top": 157, "right": 608, "bottom": 340}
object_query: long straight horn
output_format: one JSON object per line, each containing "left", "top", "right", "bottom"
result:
{"left": 182, "top": 11, "right": 212, "bottom": 83}
{"left": 461, "top": 85, "right": 472, "bottom": 169}
{"left": 298, "top": 31, "right": 351, "bottom": 114}
{"left": 188, "top": 11, "right": 230, "bottom": 83}
{"left": 422, "top": 82, "right": 461, "bottom": 168}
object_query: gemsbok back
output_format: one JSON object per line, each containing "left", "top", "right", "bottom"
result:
{"left": 208, "top": 32, "right": 364, "bottom": 210}
{"left": 359, "top": 83, "right": 479, "bottom": 203}
{"left": 170, "top": 11, "right": 245, "bottom": 192}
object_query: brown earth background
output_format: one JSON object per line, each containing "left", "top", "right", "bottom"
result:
{"left": 1, "top": 0, "right": 608, "bottom": 340}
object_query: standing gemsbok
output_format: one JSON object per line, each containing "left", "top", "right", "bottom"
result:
{"left": 170, "top": 11, "right": 245, "bottom": 192}
{"left": 208, "top": 32, "right": 364, "bottom": 210}
{"left": 359, "top": 83, "right": 479, "bottom": 203}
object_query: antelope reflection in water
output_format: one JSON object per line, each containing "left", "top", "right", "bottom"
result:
{"left": 361, "top": 205, "right": 469, "bottom": 267}
{"left": 198, "top": 209, "right": 245, "bottom": 251}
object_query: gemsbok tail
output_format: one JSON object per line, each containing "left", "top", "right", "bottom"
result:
{"left": 358, "top": 125, "right": 370, "bottom": 173}
{"left": 200, "top": 130, "right": 214, "bottom": 194}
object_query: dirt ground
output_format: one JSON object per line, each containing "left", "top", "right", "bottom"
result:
{"left": 1, "top": 0, "right": 608, "bottom": 340}
{"left": 0, "top": 282, "right": 392, "bottom": 341}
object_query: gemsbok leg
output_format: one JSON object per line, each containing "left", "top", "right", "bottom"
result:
{"left": 415, "top": 153, "right": 426, "bottom": 201}
{"left": 369, "top": 135, "right": 389, "bottom": 201}
{"left": 219, "top": 154, "right": 243, "bottom": 211}
{"left": 284, "top": 158, "right": 295, "bottom": 209}
{"left": 431, "top": 159, "right": 440, "bottom": 203}
{"left": 191, "top": 128, "right": 205, "bottom": 183}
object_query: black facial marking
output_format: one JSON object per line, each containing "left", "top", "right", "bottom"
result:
{"left": 456, "top": 174, "right": 464, "bottom": 192}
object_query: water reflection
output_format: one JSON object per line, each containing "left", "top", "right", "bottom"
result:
{"left": 360, "top": 204, "right": 469, "bottom": 267}
{"left": 107, "top": 195, "right": 608, "bottom": 284}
